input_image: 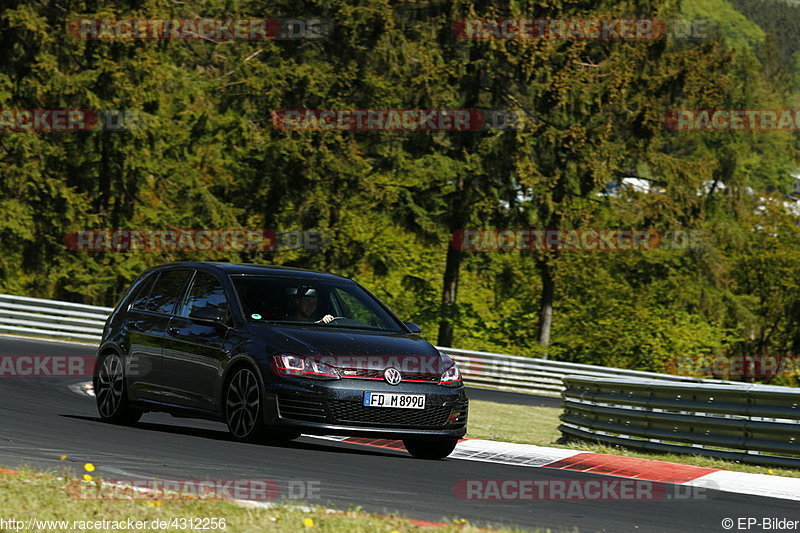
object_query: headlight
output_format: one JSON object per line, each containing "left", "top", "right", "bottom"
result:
{"left": 439, "top": 353, "right": 462, "bottom": 387}
{"left": 271, "top": 354, "right": 341, "bottom": 380}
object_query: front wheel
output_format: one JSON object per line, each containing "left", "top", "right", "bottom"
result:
{"left": 95, "top": 353, "right": 142, "bottom": 425}
{"left": 403, "top": 438, "right": 459, "bottom": 460}
{"left": 225, "top": 367, "right": 266, "bottom": 442}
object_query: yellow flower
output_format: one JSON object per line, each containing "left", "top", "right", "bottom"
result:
{"left": 83, "top": 474, "right": 93, "bottom": 482}
{"left": 59, "top": 455, "right": 67, "bottom": 461}
{"left": 147, "top": 501, "right": 163, "bottom": 507}
{"left": 84, "top": 463, "right": 95, "bottom": 472}
{"left": 768, "top": 469, "right": 775, "bottom": 474}
{"left": 303, "top": 518, "right": 314, "bottom": 527}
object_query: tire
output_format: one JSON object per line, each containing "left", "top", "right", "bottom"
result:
{"left": 94, "top": 352, "right": 142, "bottom": 425}
{"left": 402, "top": 438, "right": 459, "bottom": 460}
{"left": 225, "top": 367, "right": 267, "bottom": 442}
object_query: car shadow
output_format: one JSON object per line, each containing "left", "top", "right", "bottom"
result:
{"left": 59, "top": 414, "right": 406, "bottom": 458}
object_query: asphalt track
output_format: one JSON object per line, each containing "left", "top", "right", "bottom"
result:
{"left": 0, "top": 336, "right": 797, "bottom": 532}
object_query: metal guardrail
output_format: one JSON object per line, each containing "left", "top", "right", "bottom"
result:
{"left": 560, "top": 376, "right": 800, "bottom": 468}
{"left": 439, "top": 346, "right": 737, "bottom": 396}
{"left": 0, "top": 294, "right": 111, "bottom": 343}
{"left": 0, "top": 293, "right": 763, "bottom": 395}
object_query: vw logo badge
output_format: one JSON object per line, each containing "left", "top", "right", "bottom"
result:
{"left": 384, "top": 367, "right": 402, "bottom": 385}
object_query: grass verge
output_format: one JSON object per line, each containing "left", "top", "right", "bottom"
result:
{"left": 466, "top": 399, "right": 800, "bottom": 479}
{"left": 0, "top": 469, "right": 543, "bottom": 533}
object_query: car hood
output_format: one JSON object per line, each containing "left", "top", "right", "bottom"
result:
{"left": 251, "top": 323, "right": 440, "bottom": 358}
{"left": 249, "top": 324, "right": 457, "bottom": 378}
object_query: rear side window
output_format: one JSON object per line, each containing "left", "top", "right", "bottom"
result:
{"left": 178, "top": 271, "right": 229, "bottom": 318}
{"left": 130, "top": 274, "right": 157, "bottom": 311}
{"left": 147, "top": 270, "right": 192, "bottom": 315}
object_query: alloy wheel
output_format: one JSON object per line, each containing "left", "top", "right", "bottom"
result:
{"left": 96, "top": 354, "right": 124, "bottom": 418}
{"left": 226, "top": 368, "right": 260, "bottom": 438}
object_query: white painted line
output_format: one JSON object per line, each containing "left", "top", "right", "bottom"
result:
{"left": 302, "top": 435, "right": 349, "bottom": 443}
{"left": 451, "top": 439, "right": 585, "bottom": 467}
{"left": 685, "top": 470, "right": 800, "bottom": 502}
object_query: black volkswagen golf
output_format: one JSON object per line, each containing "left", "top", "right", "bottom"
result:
{"left": 94, "top": 262, "right": 468, "bottom": 459}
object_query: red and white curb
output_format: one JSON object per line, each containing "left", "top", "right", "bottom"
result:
{"left": 311, "top": 436, "right": 800, "bottom": 502}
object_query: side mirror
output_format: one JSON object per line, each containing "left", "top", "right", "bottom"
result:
{"left": 189, "top": 306, "right": 226, "bottom": 324}
{"left": 403, "top": 321, "right": 421, "bottom": 335}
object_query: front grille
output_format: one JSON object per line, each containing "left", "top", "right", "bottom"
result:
{"left": 398, "top": 372, "right": 440, "bottom": 382}
{"left": 339, "top": 368, "right": 439, "bottom": 382}
{"left": 277, "top": 395, "right": 327, "bottom": 423}
{"left": 328, "top": 399, "right": 454, "bottom": 427}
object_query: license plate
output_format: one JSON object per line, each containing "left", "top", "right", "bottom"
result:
{"left": 363, "top": 392, "right": 425, "bottom": 409}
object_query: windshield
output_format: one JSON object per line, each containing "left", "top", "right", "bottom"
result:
{"left": 231, "top": 275, "right": 404, "bottom": 333}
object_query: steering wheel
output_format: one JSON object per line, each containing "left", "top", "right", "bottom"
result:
{"left": 316, "top": 315, "right": 347, "bottom": 324}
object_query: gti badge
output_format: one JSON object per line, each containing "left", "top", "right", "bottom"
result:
{"left": 384, "top": 367, "right": 402, "bottom": 385}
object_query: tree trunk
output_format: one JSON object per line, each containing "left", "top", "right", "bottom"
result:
{"left": 537, "top": 258, "right": 555, "bottom": 354}
{"left": 437, "top": 240, "right": 462, "bottom": 346}
{"left": 434, "top": 34, "right": 487, "bottom": 346}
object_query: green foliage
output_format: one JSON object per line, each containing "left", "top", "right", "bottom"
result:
{"left": 682, "top": 0, "right": 766, "bottom": 52}
{"left": 729, "top": 0, "right": 800, "bottom": 67}
{"left": 1, "top": 0, "right": 799, "bottom": 386}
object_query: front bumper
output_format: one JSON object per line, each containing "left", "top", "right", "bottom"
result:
{"left": 262, "top": 377, "right": 468, "bottom": 440}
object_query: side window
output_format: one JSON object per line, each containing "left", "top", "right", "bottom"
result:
{"left": 148, "top": 270, "right": 192, "bottom": 315}
{"left": 178, "top": 271, "right": 229, "bottom": 318}
{"left": 130, "top": 274, "right": 157, "bottom": 311}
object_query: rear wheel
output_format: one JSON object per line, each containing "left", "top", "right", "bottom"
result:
{"left": 402, "top": 438, "right": 459, "bottom": 460}
{"left": 225, "top": 367, "right": 266, "bottom": 441}
{"left": 95, "top": 353, "right": 142, "bottom": 425}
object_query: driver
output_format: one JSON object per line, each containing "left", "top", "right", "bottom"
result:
{"left": 287, "top": 287, "right": 334, "bottom": 323}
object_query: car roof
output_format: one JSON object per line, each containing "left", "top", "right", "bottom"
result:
{"left": 151, "top": 262, "right": 353, "bottom": 282}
